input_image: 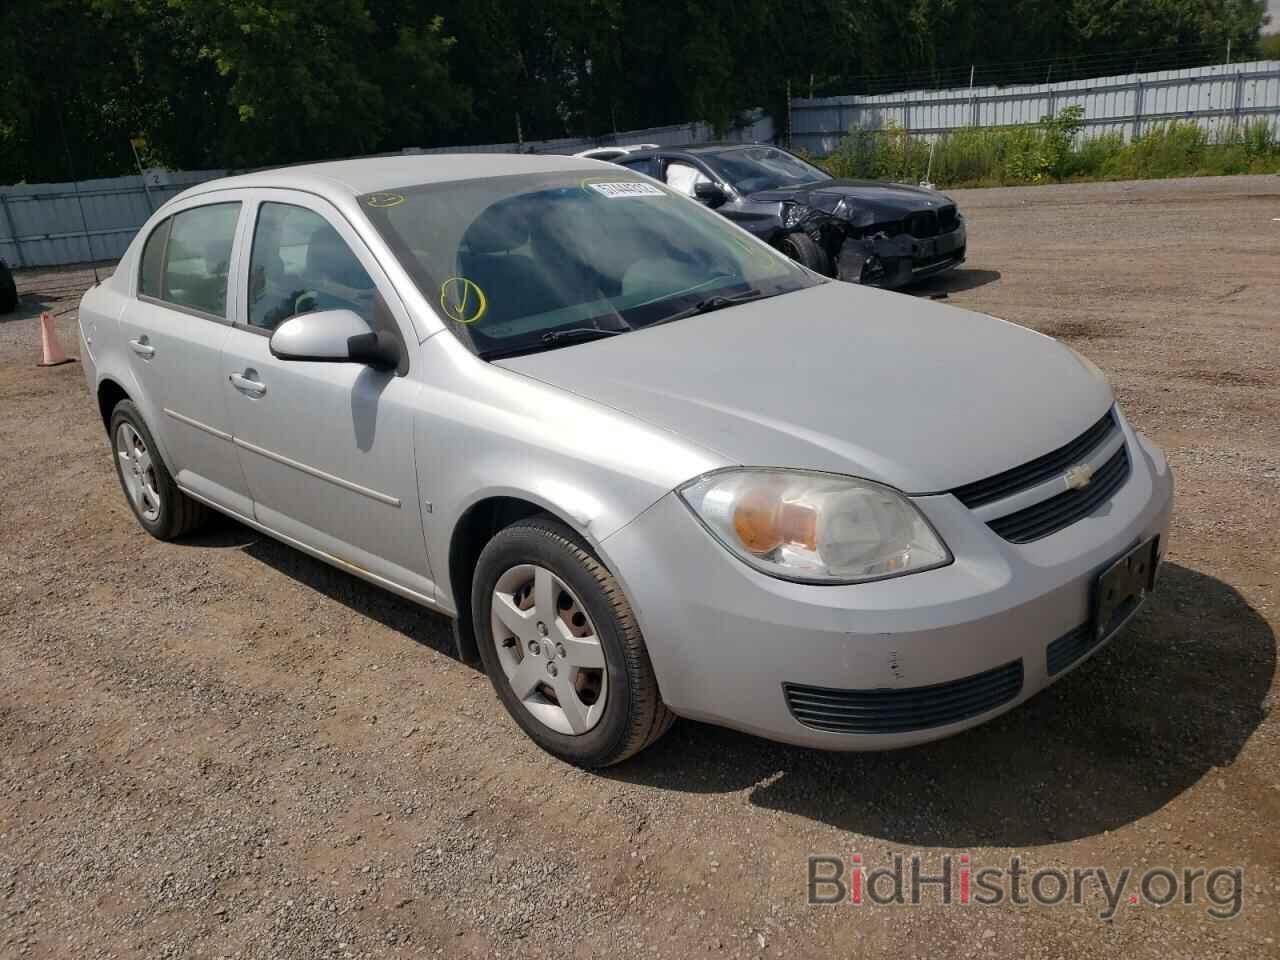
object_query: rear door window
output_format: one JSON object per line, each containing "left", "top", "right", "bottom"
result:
{"left": 153, "top": 203, "right": 242, "bottom": 318}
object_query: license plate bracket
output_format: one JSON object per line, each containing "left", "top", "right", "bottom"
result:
{"left": 1092, "top": 537, "right": 1159, "bottom": 641}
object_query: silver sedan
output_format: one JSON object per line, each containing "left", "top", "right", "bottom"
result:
{"left": 78, "top": 155, "right": 1172, "bottom": 766}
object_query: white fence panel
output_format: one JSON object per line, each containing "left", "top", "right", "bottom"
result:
{"left": 790, "top": 60, "right": 1280, "bottom": 154}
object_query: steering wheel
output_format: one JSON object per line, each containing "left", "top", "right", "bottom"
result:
{"left": 293, "top": 290, "right": 321, "bottom": 316}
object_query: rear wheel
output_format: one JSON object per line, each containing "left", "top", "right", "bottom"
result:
{"left": 776, "top": 232, "right": 831, "bottom": 275}
{"left": 109, "top": 400, "right": 208, "bottom": 540}
{"left": 472, "top": 515, "right": 674, "bottom": 766}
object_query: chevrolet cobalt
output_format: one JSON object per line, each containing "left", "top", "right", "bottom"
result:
{"left": 78, "top": 155, "right": 1172, "bottom": 766}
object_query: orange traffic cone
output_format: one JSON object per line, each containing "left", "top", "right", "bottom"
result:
{"left": 36, "top": 311, "right": 75, "bottom": 367}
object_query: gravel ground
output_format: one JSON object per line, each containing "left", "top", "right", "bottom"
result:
{"left": 1, "top": 174, "right": 1278, "bottom": 959}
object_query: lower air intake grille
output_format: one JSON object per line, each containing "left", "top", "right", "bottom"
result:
{"left": 783, "top": 660, "right": 1024, "bottom": 735}
{"left": 987, "top": 445, "right": 1131, "bottom": 544}
{"left": 1046, "top": 623, "right": 1095, "bottom": 676}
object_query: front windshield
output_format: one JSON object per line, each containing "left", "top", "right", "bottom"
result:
{"left": 702, "top": 146, "right": 832, "bottom": 195}
{"left": 359, "top": 171, "right": 820, "bottom": 358}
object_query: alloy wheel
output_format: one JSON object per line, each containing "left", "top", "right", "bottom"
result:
{"left": 115, "top": 422, "right": 162, "bottom": 523}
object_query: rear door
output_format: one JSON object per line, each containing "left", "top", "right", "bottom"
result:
{"left": 218, "top": 190, "right": 434, "bottom": 600}
{"left": 118, "top": 198, "right": 253, "bottom": 516}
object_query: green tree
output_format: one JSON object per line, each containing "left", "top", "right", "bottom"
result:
{"left": 1, "top": 0, "right": 1272, "bottom": 184}
{"left": 0, "top": 0, "right": 143, "bottom": 182}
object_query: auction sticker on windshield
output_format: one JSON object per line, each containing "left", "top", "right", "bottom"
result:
{"left": 586, "top": 181, "right": 665, "bottom": 198}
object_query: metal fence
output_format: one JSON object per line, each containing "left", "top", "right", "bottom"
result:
{"left": 0, "top": 170, "right": 229, "bottom": 268}
{"left": 0, "top": 114, "right": 774, "bottom": 269}
{"left": 790, "top": 59, "right": 1280, "bottom": 155}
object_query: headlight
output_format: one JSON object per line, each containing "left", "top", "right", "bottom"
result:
{"left": 781, "top": 202, "right": 811, "bottom": 229}
{"left": 677, "top": 469, "right": 951, "bottom": 584}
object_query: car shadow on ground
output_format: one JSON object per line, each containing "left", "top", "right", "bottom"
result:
{"left": 4, "top": 262, "right": 119, "bottom": 323}
{"left": 185, "top": 515, "right": 464, "bottom": 664}
{"left": 1, "top": 296, "right": 53, "bottom": 324}
{"left": 605, "top": 562, "right": 1275, "bottom": 847}
{"left": 907, "top": 267, "right": 1001, "bottom": 298}
{"left": 181, "top": 522, "right": 1273, "bottom": 847}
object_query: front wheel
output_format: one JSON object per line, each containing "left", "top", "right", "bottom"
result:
{"left": 776, "top": 231, "right": 832, "bottom": 275}
{"left": 472, "top": 516, "right": 674, "bottom": 767}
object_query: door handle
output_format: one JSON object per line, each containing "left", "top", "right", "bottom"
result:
{"left": 129, "top": 337, "right": 155, "bottom": 358}
{"left": 229, "top": 372, "right": 267, "bottom": 397}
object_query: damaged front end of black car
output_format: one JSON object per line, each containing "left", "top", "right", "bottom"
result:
{"left": 774, "top": 188, "right": 966, "bottom": 288}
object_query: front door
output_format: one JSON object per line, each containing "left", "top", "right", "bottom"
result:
{"left": 219, "top": 193, "right": 434, "bottom": 601}
{"left": 118, "top": 199, "right": 253, "bottom": 516}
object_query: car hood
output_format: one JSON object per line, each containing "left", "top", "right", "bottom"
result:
{"left": 750, "top": 179, "right": 955, "bottom": 220}
{"left": 496, "top": 283, "right": 1113, "bottom": 494}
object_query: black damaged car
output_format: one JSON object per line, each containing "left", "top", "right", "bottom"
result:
{"left": 609, "top": 143, "right": 966, "bottom": 289}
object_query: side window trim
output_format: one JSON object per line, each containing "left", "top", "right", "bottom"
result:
{"left": 236, "top": 199, "right": 274, "bottom": 338}
{"left": 137, "top": 293, "right": 233, "bottom": 327}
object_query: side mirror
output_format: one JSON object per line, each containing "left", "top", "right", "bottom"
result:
{"left": 694, "top": 181, "right": 728, "bottom": 208}
{"left": 269, "top": 309, "right": 401, "bottom": 371}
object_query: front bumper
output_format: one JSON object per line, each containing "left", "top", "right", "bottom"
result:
{"left": 601, "top": 419, "right": 1173, "bottom": 751}
{"left": 838, "top": 222, "right": 967, "bottom": 289}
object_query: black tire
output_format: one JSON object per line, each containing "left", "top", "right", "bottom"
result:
{"left": 108, "top": 399, "right": 209, "bottom": 540}
{"left": 776, "top": 231, "right": 831, "bottom": 275}
{"left": 0, "top": 261, "right": 17, "bottom": 314}
{"left": 472, "top": 515, "right": 675, "bottom": 767}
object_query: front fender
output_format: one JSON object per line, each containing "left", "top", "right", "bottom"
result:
{"left": 412, "top": 334, "right": 729, "bottom": 613}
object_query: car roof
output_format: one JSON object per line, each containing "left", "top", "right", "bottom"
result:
{"left": 617, "top": 142, "right": 772, "bottom": 160}
{"left": 177, "top": 153, "right": 604, "bottom": 202}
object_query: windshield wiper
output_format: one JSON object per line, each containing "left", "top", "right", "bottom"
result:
{"left": 540, "top": 326, "right": 627, "bottom": 346}
{"left": 478, "top": 324, "right": 628, "bottom": 361}
{"left": 646, "top": 289, "right": 767, "bottom": 329}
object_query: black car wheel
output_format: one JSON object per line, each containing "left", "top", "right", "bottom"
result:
{"left": 0, "top": 260, "right": 17, "bottom": 314}
{"left": 776, "top": 232, "right": 831, "bottom": 276}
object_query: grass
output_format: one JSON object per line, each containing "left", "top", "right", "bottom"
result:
{"left": 808, "top": 106, "right": 1280, "bottom": 188}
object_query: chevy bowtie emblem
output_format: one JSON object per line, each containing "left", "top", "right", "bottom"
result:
{"left": 1065, "top": 463, "right": 1095, "bottom": 490}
